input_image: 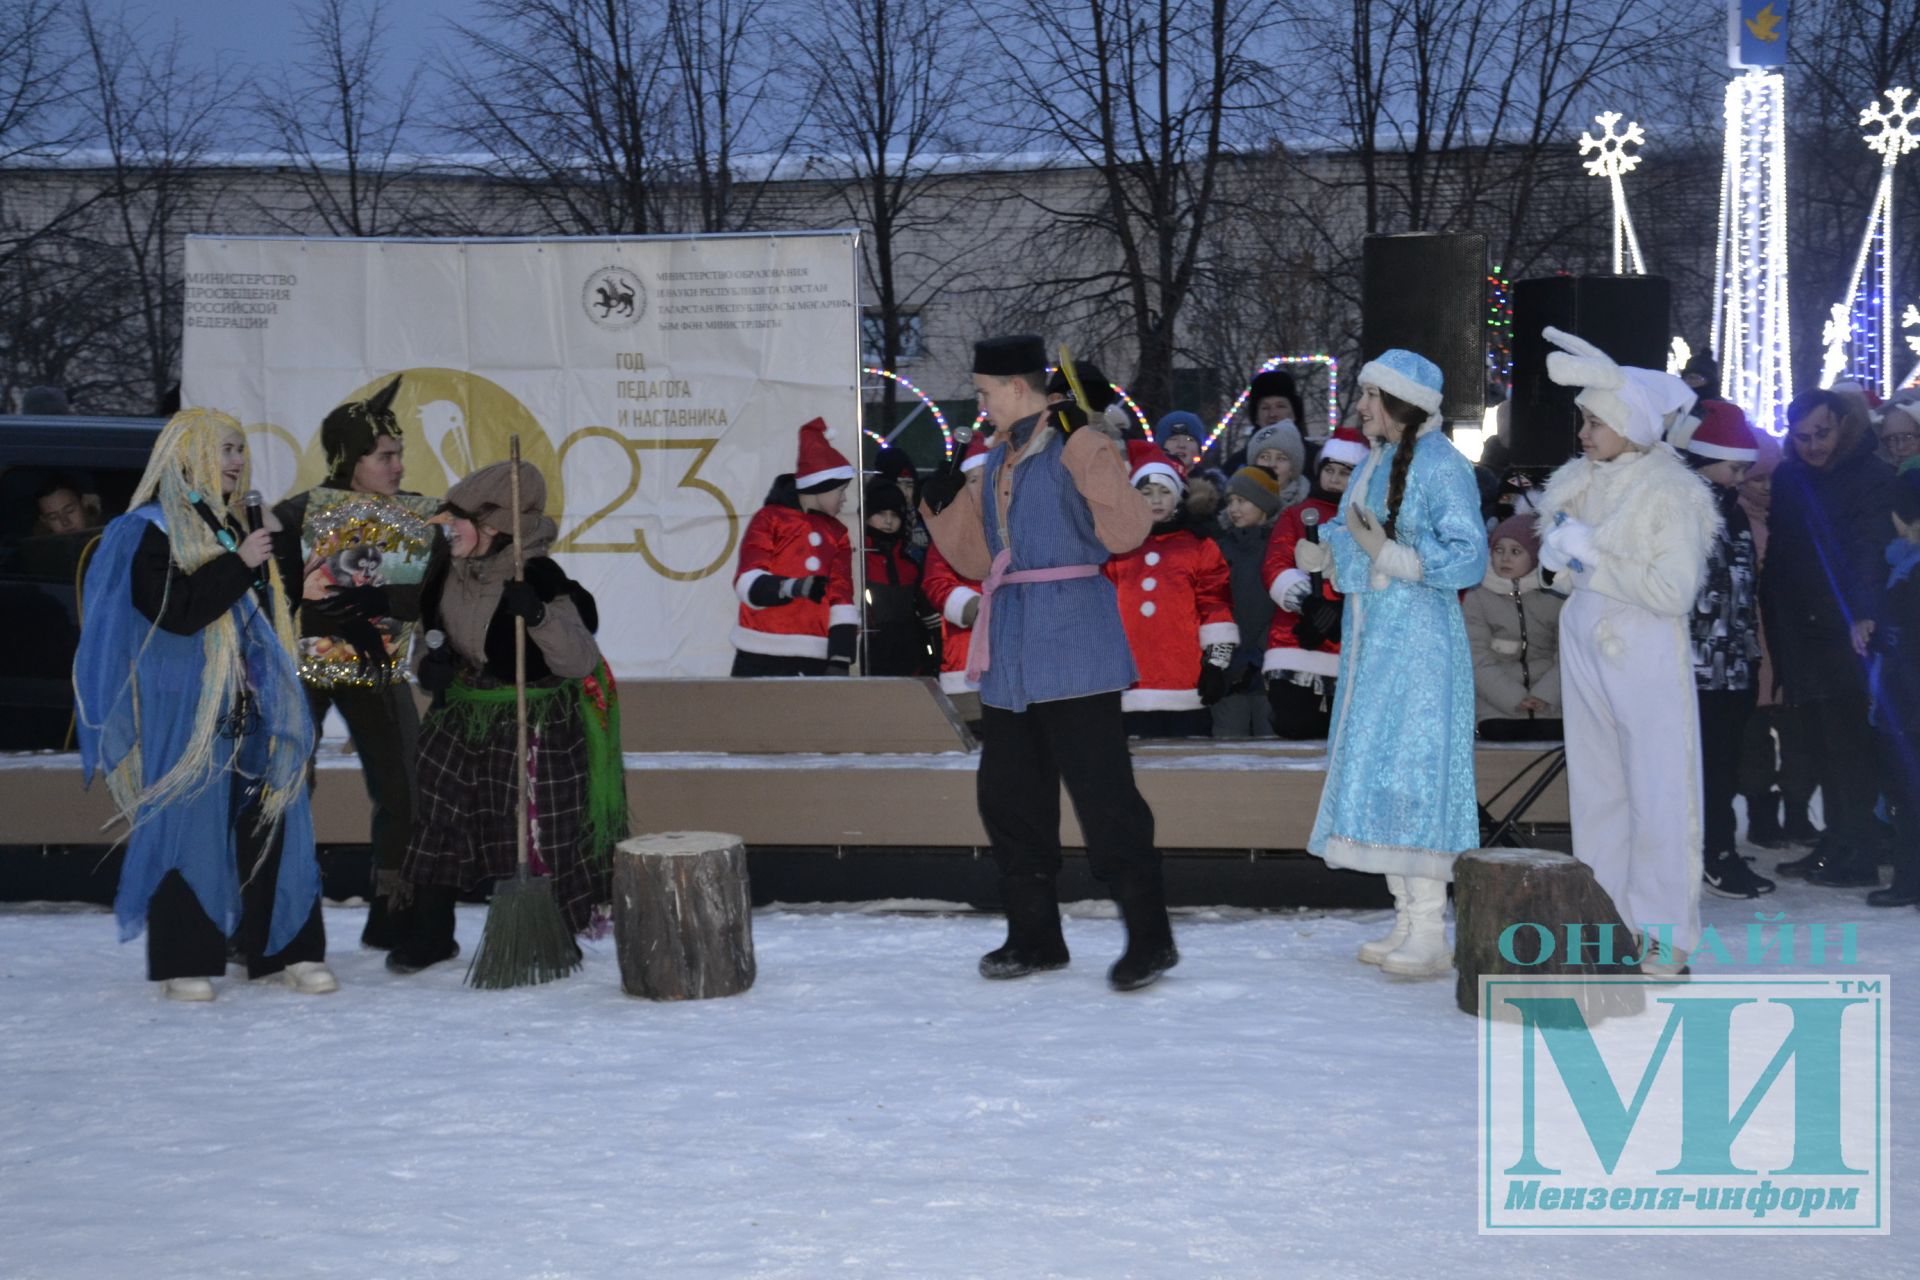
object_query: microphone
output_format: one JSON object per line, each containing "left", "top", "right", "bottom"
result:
{"left": 1301, "top": 505, "right": 1321, "bottom": 543}
{"left": 241, "top": 489, "right": 268, "bottom": 589}
{"left": 424, "top": 629, "right": 446, "bottom": 650}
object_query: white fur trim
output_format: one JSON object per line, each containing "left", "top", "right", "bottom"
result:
{"left": 735, "top": 569, "right": 771, "bottom": 609}
{"left": 1269, "top": 566, "right": 1310, "bottom": 608}
{"left": 732, "top": 625, "right": 828, "bottom": 659}
{"left": 1372, "top": 540, "right": 1423, "bottom": 582}
{"left": 1198, "top": 622, "right": 1239, "bottom": 646}
{"left": 941, "top": 586, "right": 980, "bottom": 627}
{"left": 1685, "top": 438, "right": 1757, "bottom": 463}
{"left": 1535, "top": 448, "right": 1721, "bottom": 618}
{"left": 828, "top": 603, "right": 860, "bottom": 628}
{"left": 1319, "top": 437, "right": 1368, "bottom": 468}
{"left": 939, "top": 669, "right": 978, "bottom": 694}
{"left": 1264, "top": 646, "right": 1340, "bottom": 678}
{"left": 1318, "top": 833, "right": 1458, "bottom": 882}
{"left": 1357, "top": 360, "right": 1443, "bottom": 416}
{"left": 959, "top": 452, "right": 988, "bottom": 474}
{"left": 1132, "top": 461, "right": 1184, "bottom": 494}
{"left": 796, "top": 464, "right": 855, "bottom": 489}
{"left": 1121, "top": 686, "right": 1203, "bottom": 712}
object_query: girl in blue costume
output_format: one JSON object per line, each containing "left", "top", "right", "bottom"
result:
{"left": 1298, "top": 350, "right": 1488, "bottom": 978}
{"left": 74, "top": 409, "right": 330, "bottom": 1001}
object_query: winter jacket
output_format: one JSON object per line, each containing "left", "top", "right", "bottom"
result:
{"left": 1691, "top": 484, "right": 1760, "bottom": 692}
{"left": 1536, "top": 445, "right": 1719, "bottom": 622}
{"left": 1210, "top": 519, "right": 1277, "bottom": 683}
{"left": 1262, "top": 496, "right": 1344, "bottom": 678}
{"left": 1761, "top": 428, "right": 1899, "bottom": 703}
{"left": 1105, "top": 520, "right": 1235, "bottom": 712}
{"left": 732, "top": 477, "right": 857, "bottom": 660}
{"left": 921, "top": 541, "right": 980, "bottom": 696}
{"left": 863, "top": 529, "right": 931, "bottom": 676}
{"left": 1869, "top": 537, "right": 1920, "bottom": 737}
{"left": 1461, "top": 566, "right": 1564, "bottom": 722}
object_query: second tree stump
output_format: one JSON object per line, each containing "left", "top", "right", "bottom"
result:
{"left": 1453, "top": 847, "right": 1645, "bottom": 1022}
{"left": 612, "top": 831, "right": 756, "bottom": 1001}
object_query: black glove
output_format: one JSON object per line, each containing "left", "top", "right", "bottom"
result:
{"left": 323, "top": 584, "right": 392, "bottom": 621}
{"left": 823, "top": 657, "right": 852, "bottom": 677}
{"left": 313, "top": 611, "right": 391, "bottom": 684}
{"left": 501, "top": 580, "right": 546, "bottom": 628}
{"left": 784, "top": 575, "right": 829, "bottom": 603}
{"left": 920, "top": 468, "right": 965, "bottom": 515}
{"left": 417, "top": 643, "right": 461, "bottom": 695}
{"left": 1306, "top": 596, "right": 1342, "bottom": 643}
{"left": 1049, "top": 402, "right": 1088, "bottom": 434}
{"left": 1197, "top": 663, "right": 1231, "bottom": 706}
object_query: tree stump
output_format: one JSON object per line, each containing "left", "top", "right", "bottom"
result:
{"left": 1453, "top": 848, "right": 1644, "bottom": 1023}
{"left": 613, "top": 832, "right": 756, "bottom": 1001}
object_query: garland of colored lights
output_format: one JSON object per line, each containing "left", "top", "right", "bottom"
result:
{"left": 863, "top": 366, "right": 954, "bottom": 460}
{"left": 1206, "top": 356, "right": 1339, "bottom": 455}
{"left": 1819, "top": 88, "right": 1919, "bottom": 396}
{"left": 967, "top": 375, "right": 1150, "bottom": 441}
{"left": 1711, "top": 69, "right": 1793, "bottom": 435}
{"left": 1486, "top": 268, "right": 1514, "bottom": 383}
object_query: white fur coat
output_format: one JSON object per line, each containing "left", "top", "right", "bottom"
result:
{"left": 1535, "top": 445, "right": 1720, "bottom": 620}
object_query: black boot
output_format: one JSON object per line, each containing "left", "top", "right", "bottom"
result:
{"left": 1744, "top": 790, "right": 1790, "bottom": 849}
{"left": 360, "top": 888, "right": 408, "bottom": 951}
{"left": 1108, "top": 877, "right": 1179, "bottom": 992}
{"left": 978, "top": 875, "right": 1070, "bottom": 979}
{"left": 1776, "top": 832, "right": 1841, "bottom": 880}
{"left": 1808, "top": 844, "right": 1883, "bottom": 889}
{"left": 385, "top": 883, "right": 461, "bottom": 974}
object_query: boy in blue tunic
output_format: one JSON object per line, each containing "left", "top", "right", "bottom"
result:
{"left": 921, "top": 335, "right": 1174, "bottom": 991}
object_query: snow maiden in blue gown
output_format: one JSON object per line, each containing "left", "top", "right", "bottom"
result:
{"left": 1301, "top": 350, "right": 1488, "bottom": 977}
{"left": 73, "top": 408, "right": 327, "bottom": 1000}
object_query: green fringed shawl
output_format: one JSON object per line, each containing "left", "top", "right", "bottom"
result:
{"left": 439, "top": 660, "right": 628, "bottom": 862}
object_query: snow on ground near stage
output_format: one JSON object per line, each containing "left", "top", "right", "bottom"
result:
{"left": 0, "top": 873, "right": 1911, "bottom": 1279}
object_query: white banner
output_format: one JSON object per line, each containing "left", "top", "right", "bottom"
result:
{"left": 181, "top": 232, "right": 864, "bottom": 677}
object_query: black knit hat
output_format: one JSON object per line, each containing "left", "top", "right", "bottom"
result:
{"left": 1247, "top": 369, "right": 1304, "bottom": 427}
{"left": 864, "top": 477, "right": 910, "bottom": 521}
{"left": 973, "top": 335, "right": 1046, "bottom": 377}
{"left": 321, "top": 375, "right": 403, "bottom": 486}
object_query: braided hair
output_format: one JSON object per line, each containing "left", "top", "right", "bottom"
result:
{"left": 1376, "top": 390, "right": 1427, "bottom": 541}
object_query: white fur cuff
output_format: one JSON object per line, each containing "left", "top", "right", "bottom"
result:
{"left": 1373, "top": 540, "right": 1423, "bottom": 582}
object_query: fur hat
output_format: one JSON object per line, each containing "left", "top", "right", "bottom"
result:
{"left": 1245, "top": 419, "right": 1306, "bottom": 478}
{"left": 973, "top": 335, "right": 1046, "bottom": 377}
{"left": 1127, "top": 440, "right": 1185, "bottom": 494}
{"left": 1226, "top": 465, "right": 1282, "bottom": 516}
{"left": 1687, "top": 401, "right": 1759, "bottom": 464}
{"left": 1247, "top": 369, "right": 1304, "bottom": 427}
{"left": 1318, "top": 427, "right": 1370, "bottom": 469}
{"left": 795, "top": 418, "right": 854, "bottom": 492}
{"left": 1356, "top": 349, "right": 1444, "bottom": 426}
{"left": 1542, "top": 327, "right": 1695, "bottom": 449}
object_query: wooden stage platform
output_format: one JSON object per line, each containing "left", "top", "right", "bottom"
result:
{"left": 0, "top": 678, "right": 1568, "bottom": 851}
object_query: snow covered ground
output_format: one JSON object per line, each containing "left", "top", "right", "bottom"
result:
{"left": 0, "top": 860, "right": 1912, "bottom": 1279}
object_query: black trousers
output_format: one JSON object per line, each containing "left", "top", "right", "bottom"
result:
{"left": 1698, "top": 686, "right": 1757, "bottom": 854}
{"left": 978, "top": 692, "right": 1159, "bottom": 887}
{"left": 146, "top": 779, "right": 326, "bottom": 981}
{"left": 1477, "top": 717, "right": 1565, "bottom": 742}
{"left": 1122, "top": 708, "right": 1212, "bottom": 739}
{"left": 307, "top": 681, "right": 420, "bottom": 877}
{"left": 1267, "top": 676, "right": 1333, "bottom": 740}
{"left": 1882, "top": 730, "right": 1920, "bottom": 890}
{"left": 1799, "top": 694, "right": 1879, "bottom": 845}
{"left": 1739, "top": 704, "right": 1818, "bottom": 811}
{"left": 730, "top": 650, "right": 828, "bottom": 677}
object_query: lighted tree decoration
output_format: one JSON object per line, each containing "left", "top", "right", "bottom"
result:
{"left": 1712, "top": 69, "right": 1793, "bottom": 435}
{"left": 1580, "top": 111, "right": 1648, "bottom": 275}
{"left": 1902, "top": 303, "right": 1920, "bottom": 390}
{"left": 1820, "top": 87, "right": 1920, "bottom": 396}
{"left": 1486, "top": 267, "right": 1514, "bottom": 385}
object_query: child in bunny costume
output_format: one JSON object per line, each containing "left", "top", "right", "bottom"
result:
{"left": 1534, "top": 328, "right": 1719, "bottom": 973}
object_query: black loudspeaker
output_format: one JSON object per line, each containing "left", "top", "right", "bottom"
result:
{"left": 1509, "top": 275, "right": 1672, "bottom": 467}
{"left": 1361, "top": 233, "right": 1488, "bottom": 425}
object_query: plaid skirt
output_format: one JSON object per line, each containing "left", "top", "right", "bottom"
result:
{"left": 402, "top": 688, "right": 610, "bottom": 933}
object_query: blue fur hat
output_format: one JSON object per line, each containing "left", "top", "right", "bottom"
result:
{"left": 1357, "top": 349, "right": 1444, "bottom": 422}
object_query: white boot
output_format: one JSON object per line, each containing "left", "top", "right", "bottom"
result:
{"left": 1356, "top": 875, "right": 1411, "bottom": 965}
{"left": 283, "top": 961, "right": 339, "bottom": 994}
{"left": 1380, "top": 876, "right": 1453, "bottom": 977}
{"left": 162, "top": 977, "right": 215, "bottom": 1002}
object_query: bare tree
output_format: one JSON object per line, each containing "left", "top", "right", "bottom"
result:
{"left": 663, "top": 0, "right": 795, "bottom": 232}
{"left": 73, "top": 2, "right": 230, "bottom": 411}
{"left": 440, "top": 0, "right": 679, "bottom": 235}
{"left": 0, "top": 0, "right": 89, "bottom": 267}
{"left": 797, "top": 0, "right": 977, "bottom": 419}
{"left": 252, "top": 0, "right": 423, "bottom": 236}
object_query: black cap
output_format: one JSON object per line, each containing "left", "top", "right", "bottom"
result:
{"left": 1046, "top": 360, "right": 1116, "bottom": 412}
{"left": 973, "top": 335, "right": 1046, "bottom": 377}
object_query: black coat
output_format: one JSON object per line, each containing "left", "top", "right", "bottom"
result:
{"left": 1761, "top": 433, "right": 1897, "bottom": 703}
{"left": 1871, "top": 549, "right": 1920, "bottom": 743}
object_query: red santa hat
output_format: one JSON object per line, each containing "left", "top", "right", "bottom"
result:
{"left": 795, "top": 418, "right": 854, "bottom": 492}
{"left": 1686, "top": 401, "right": 1758, "bottom": 464}
{"left": 958, "top": 432, "right": 993, "bottom": 474}
{"left": 1127, "top": 440, "right": 1185, "bottom": 494}
{"left": 1318, "top": 426, "right": 1369, "bottom": 469}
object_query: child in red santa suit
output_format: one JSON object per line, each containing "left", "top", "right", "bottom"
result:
{"left": 921, "top": 435, "right": 991, "bottom": 722}
{"left": 1106, "top": 441, "right": 1236, "bottom": 738}
{"left": 1263, "top": 427, "right": 1368, "bottom": 737}
{"left": 731, "top": 418, "right": 858, "bottom": 676}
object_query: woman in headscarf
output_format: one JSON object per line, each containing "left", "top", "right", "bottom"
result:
{"left": 74, "top": 409, "right": 330, "bottom": 1000}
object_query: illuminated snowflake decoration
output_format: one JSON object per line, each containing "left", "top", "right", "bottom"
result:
{"left": 1580, "top": 111, "right": 1645, "bottom": 179}
{"left": 1861, "top": 88, "right": 1920, "bottom": 167}
{"left": 1906, "top": 304, "right": 1920, "bottom": 359}
{"left": 1667, "top": 336, "right": 1692, "bottom": 378}
{"left": 1821, "top": 304, "right": 1854, "bottom": 388}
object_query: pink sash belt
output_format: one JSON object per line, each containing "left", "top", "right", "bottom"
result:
{"left": 965, "top": 548, "right": 1100, "bottom": 682}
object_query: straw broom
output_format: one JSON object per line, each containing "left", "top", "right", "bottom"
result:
{"left": 466, "top": 436, "right": 582, "bottom": 989}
